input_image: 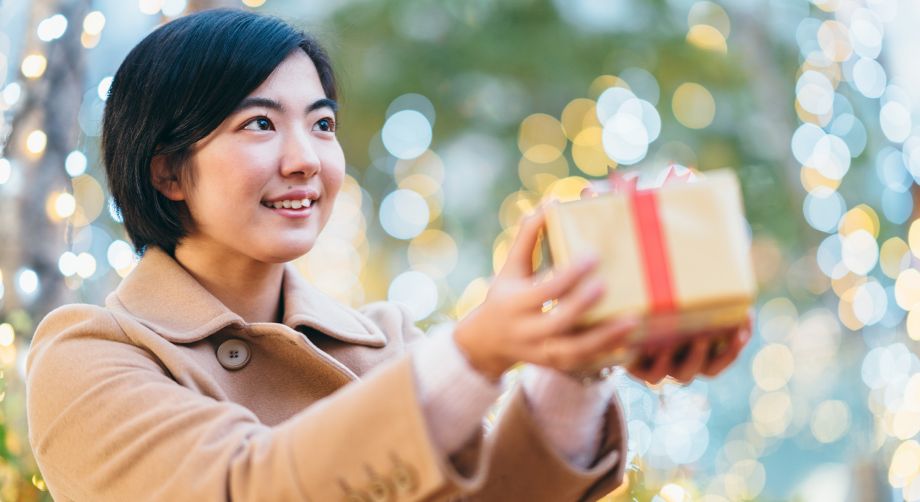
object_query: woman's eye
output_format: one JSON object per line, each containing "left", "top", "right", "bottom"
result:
{"left": 314, "top": 117, "right": 336, "bottom": 133}
{"left": 243, "top": 117, "right": 273, "bottom": 131}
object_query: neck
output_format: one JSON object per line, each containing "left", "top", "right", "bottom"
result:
{"left": 172, "top": 238, "right": 285, "bottom": 324}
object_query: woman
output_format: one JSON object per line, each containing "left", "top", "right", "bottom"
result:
{"left": 25, "top": 9, "right": 750, "bottom": 501}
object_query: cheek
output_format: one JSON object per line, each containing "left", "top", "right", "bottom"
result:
{"left": 321, "top": 148, "right": 347, "bottom": 198}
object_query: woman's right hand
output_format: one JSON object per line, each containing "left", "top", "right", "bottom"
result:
{"left": 453, "top": 209, "right": 638, "bottom": 381}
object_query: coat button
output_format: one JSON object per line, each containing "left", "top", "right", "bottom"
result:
{"left": 216, "top": 339, "right": 250, "bottom": 370}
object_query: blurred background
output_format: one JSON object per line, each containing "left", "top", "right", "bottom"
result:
{"left": 0, "top": 0, "right": 918, "bottom": 500}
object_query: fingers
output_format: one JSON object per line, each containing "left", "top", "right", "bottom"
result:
{"left": 669, "top": 337, "right": 711, "bottom": 383}
{"left": 627, "top": 344, "right": 672, "bottom": 384}
{"left": 538, "top": 275, "right": 606, "bottom": 336}
{"left": 525, "top": 257, "right": 599, "bottom": 306}
{"left": 703, "top": 324, "right": 752, "bottom": 377}
{"left": 539, "top": 317, "right": 638, "bottom": 371}
{"left": 499, "top": 210, "right": 546, "bottom": 278}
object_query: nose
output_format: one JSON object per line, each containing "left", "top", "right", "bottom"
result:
{"left": 280, "top": 128, "right": 321, "bottom": 178}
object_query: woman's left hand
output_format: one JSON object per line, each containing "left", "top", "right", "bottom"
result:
{"left": 625, "top": 313, "right": 754, "bottom": 385}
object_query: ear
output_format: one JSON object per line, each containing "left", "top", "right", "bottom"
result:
{"left": 150, "top": 155, "right": 186, "bottom": 201}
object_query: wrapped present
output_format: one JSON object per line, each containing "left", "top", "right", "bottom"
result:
{"left": 543, "top": 167, "right": 756, "bottom": 367}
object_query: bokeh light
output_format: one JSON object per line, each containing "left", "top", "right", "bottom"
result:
{"left": 20, "top": 54, "right": 47, "bottom": 79}
{"left": 382, "top": 110, "right": 432, "bottom": 160}
{"left": 672, "top": 82, "right": 715, "bottom": 129}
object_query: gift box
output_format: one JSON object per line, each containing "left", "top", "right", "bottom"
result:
{"left": 543, "top": 168, "right": 756, "bottom": 367}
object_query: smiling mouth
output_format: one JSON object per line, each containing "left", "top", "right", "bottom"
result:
{"left": 260, "top": 198, "right": 315, "bottom": 210}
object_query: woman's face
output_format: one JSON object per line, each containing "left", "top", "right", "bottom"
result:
{"left": 177, "top": 51, "right": 345, "bottom": 263}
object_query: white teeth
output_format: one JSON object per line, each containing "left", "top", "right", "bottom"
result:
{"left": 264, "top": 198, "right": 315, "bottom": 209}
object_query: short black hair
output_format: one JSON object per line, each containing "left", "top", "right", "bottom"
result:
{"left": 102, "top": 8, "right": 337, "bottom": 256}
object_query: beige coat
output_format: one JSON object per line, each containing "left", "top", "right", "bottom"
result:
{"left": 26, "top": 247, "right": 626, "bottom": 501}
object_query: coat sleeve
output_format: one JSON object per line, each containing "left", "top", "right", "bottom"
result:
{"left": 379, "top": 303, "right": 628, "bottom": 502}
{"left": 26, "top": 304, "right": 486, "bottom": 502}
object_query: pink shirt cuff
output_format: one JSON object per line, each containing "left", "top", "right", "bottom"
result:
{"left": 410, "top": 332, "right": 502, "bottom": 455}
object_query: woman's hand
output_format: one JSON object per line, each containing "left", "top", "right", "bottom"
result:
{"left": 453, "top": 209, "right": 638, "bottom": 381}
{"left": 625, "top": 313, "right": 753, "bottom": 385}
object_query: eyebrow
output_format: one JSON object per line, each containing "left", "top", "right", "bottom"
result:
{"left": 233, "top": 96, "right": 338, "bottom": 115}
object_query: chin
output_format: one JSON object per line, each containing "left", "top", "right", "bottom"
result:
{"left": 257, "top": 239, "right": 316, "bottom": 263}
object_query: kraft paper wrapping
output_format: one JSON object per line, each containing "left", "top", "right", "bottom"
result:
{"left": 543, "top": 169, "right": 756, "bottom": 364}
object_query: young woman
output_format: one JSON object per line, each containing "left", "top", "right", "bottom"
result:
{"left": 25, "top": 9, "right": 750, "bottom": 501}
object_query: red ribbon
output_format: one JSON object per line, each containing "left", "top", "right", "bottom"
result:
{"left": 608, "top": 170, "right": 677, "bottom": 313}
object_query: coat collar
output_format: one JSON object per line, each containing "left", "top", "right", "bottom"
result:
{"left": 105, "top": 247, "right": 386, "bottom": 347}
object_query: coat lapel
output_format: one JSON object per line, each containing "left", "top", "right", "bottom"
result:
{"left": 106, "top": 247, "right": 386, "bottom": 348}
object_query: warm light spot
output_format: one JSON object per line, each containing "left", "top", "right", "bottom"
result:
{"left": 0, "top": 324, "right": 14, "bottom": 347}
{"left": 394, "top": 150, "right": 445, "bottom": 184}
{"left": 800, "top": 54, "right": 842, "bottom": 87}
{"left": 752, "top": 344, "right": 794, "bottom": 391}
{"left": 498, "top": 191, "right": 540, "bottom": 230}
{"left": 659, "top": 483, "right": 689, "bottom": 502}
{"left": 21, "top": 54, "right": 48, "bottom": 79}
{"left": 518, "top": 156, "right": 569, "bottom": 194}
{"left": 561, "top": 98, "right": 599, "bottom": 140}
{"left": 817, "top": 20, "right": 852, "bottom": 62}
{"left": 26, "top": 130, "right": 47, "bottom": 154}
{"left": 543, "top": 176, "right": 591, "bottom": 203}
{"left": 881, "top": 237, "right": 910, "bottom": 279}
{"left": 454, "top": 277, "right": 490, "bottom": 319}
{"left": 70, "top": 175, "right": 106, "bottom": 226}
{"left": 908, "top": 220, "right": 920, "bottom": 259}
{"left": 838, "top": 204, "right": 879, "bottom": 238}
{"left": 407, "top": 230, "right": 458, "bottom": 279}
{"left": 895, "top": 269, "right": 920, "bottom": 311}
{"left": 688, "top": 1, "right": 731, "bottom": 36}
{"left": 672, "top": 82, "right": 715, "bottom": 129}
{"left": 795, "top": 98, "right": 831, "bottom": 127}
{"left": 32, "top": 474, "right": 47, "bottom": 492}
{"left": 890, "top": 440, "right": 920, "bottom": 488}
{"left": 138, "top": 0, "right": 163, "bottom": 15}
{"left": 518, "top": 113, "right": 566, "bottom": 163}
{"left": 83, "top": 11, "right": 106, "bottom": 35}
{"left": 588, "top": 75, "right": 629, "bottom": 100}
{"left": 242, "top": 0, "right": 267, "bottom": 7}
{"left": 830, "top": 271, "right": 865, "bottom": 297}
{"left": 687, "top": 24, "right": 727, "bottom": 53}
{"left": 810, "top": 400, "right": 850, "bottom": 443}
{"left": 571, "top": 127, "right": 611, "bottom": 177}
{"left": 799, "top": 166, "right": 841, "bottom": 192}
{"left": 837, "top": 285, "right": 864, "bottom": 330}
{"left": 47, "top": 192, "right": 76, "bottom": 221}
{"left": 81, "top": 32, "right": 100, "bottom": 48}
{"left": 751, "top": 390, "right": 792, "bottom": 437}
{"left": 492, "top": 227, "right": 515, "bottom": 274}
{"left": 811, "top": 0, "right": 841, "bottom": 12}
{"left": 908, "top": 310, "right": 920, "bottom": 341}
